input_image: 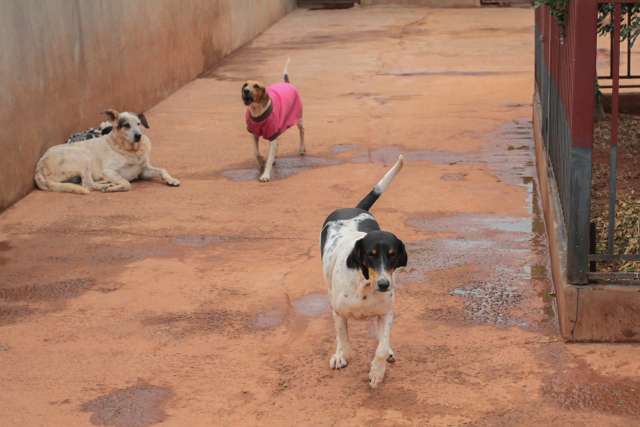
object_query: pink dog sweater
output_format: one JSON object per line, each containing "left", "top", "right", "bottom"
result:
{"left": 246, "top": 83, "right": 303, "bottom": 141}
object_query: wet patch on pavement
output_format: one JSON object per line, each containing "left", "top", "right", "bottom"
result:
{"left": 252, "top": 309, "right": 287, "bottom": 330}
{"left": 81, "top": 383, "right": 173, "bottom": 427}
{"left": 222, "top": 156, "right": 341, "bottom": 182}
{"left": 221, "top": 119, "right": 534, "bottom": 183}
{"left": 291, "top": 292, "right": 330, "bottom": 317}
{"left": 543, "top": 357, "right": 640, "bottom": 417}
{"left": 173, "top": 234, "right": 233, "bottom": 248}
{"left": 0, "top": 240, "right": 10, "bottom": 266}
{"left": 340, "top": 91, "right": 417, "bottom": 105}
{"left": 0, "top": 278, "right": 95, "bottom": 326}
{"left": 141, "top": 308, "right": 250, "bottom": 338}
{"left": 401, "top": 119, "right": 554, "bottom": 330}
{"left": 0, "top": 278, "right": 95, "bottom": 302}
{"left": 380, "top": 69, "right": 528, "bottom": 77}
{"left": 440, "top": 172, "right": 467, "bottom": 181}
{"left": 0, "top": 304, "right": 35, "bottom": 326}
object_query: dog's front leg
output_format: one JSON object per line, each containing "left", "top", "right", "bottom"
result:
{"left": 369, "top": 312, "right": 393, "bottom": 388}
{"left": 100, "top": 170, "right": 132, "bottom": 192}
{"left": 258, "top": 139, "right": 278, "bottom": 182}
{"left": 330, "top": 311, "right": 352, "bottom": 369}
{"left": 141, "top": 165, "right": 181, "bottom": 187}
{"left": 252, "top": 135, "right": 265, "bottom": 169}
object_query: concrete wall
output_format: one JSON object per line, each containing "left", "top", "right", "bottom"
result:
{"left": 0, "top": 0, "right": 296, "bottom": 211}
{"left": 360, "top": 0, "right": 480, "bottom": 7}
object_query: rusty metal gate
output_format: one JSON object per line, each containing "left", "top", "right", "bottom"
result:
{"left": 535, "top": 0, "right": 640, "bottom": 285}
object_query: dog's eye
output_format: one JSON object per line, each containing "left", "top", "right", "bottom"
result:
{"left": 389, "top": 250, "right": 395, "bottom": 256}
{"left": 370, "top": 249, "right": 377, "bottom": 256}
{"left": 123, "top": 123, "right": 131, "bottom": 129}
{"left": 253, "top": 84, "right": 259, "bottom": 89}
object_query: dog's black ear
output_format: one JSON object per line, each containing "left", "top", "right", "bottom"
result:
{"left": 138, "top": 113, "right": 150, "bottom": 129}
{"left": 394, "top": 240, "right": 408, "bottom": 269}
{"left": 346, "top": 238, "right": 369, "bottom": 279}
{"left": 103, "top": 109, "right": 119, "bottom": 122}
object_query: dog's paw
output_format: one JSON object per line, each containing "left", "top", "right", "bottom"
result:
{"left": 368, "top": 359, "right": 386, "bottom": 388}
{"left": 258, "top": 174, "right": 271, "bottom": 183}
{"left": 330, "top": 353, "right": 348, "bottom": 369}
{"left": 166, "top": 178, "right": 181, "bottom": 187}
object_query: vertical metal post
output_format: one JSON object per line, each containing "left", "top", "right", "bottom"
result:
{"left": 566, "top": 0, "right": 597, "bottom": 284}
{"left": 607, "top": 4, "right": 621, "bottom": 255}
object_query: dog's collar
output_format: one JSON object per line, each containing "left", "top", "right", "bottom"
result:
{"left": 248, "top": 103, "right": 273, "bottom": 123}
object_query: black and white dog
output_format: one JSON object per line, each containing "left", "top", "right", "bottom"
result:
{"left": 320, "top": 155, "right": 407, "bottom": 388}
{"left": 66, "top": 121, "right": 113, "bottom": 144}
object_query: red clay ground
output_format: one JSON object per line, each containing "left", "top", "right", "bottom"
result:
{"left": 2, "top": 6, "right": 640, "bottom": 427}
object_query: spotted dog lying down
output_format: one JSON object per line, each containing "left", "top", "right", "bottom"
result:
{"left": 320, "top": 155, "right": 407, "bottom": 388}
{"left": 65, "top": 121, "right": 113, "bottom": 144}
{"left": 35, "top": 110, "right": 180, "bottom": 194}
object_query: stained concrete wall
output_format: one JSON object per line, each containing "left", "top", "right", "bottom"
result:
{"left": 360, "top": 0, "right": 480, "bottom": 7}
{"left": 0, "top": 0, "right": 296, "bottom": 211}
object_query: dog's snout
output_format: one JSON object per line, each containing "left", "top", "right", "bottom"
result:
{"left": 376, "top": 278, "right": 390, "bottom": 292}
{"left": 243, "top": 86, "right": 251, "bottom": 94}
{"left": 134, "top": 133, "right": 141, "bottom": 142}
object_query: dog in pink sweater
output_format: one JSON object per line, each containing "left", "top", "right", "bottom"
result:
{"left": 242, "top": 59, "right": 305, "bottom": 182}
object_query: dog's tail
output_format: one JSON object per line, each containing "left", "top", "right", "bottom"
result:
{"left": 355, "top": 155, "right": 404, "bottom": 211}
{"left": 34, "top": 165, "right": 89, "bottom": 195}
{"left": 283, "top": 57, "right": 291, "bottom": 83}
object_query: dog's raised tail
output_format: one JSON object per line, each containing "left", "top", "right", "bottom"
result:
{"left": 283, "top": 57, "right": 291, "bottom": 83}
{"left": 356, "top": 155, "right": 404, "bottom": 211}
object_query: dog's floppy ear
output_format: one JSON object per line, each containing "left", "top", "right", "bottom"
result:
{"left": 254, "top": 83, "right": 266, "bottom": 103}
{"left": 138, "top": 113, "right": 150, "bottom": 129}
{"left": 394, "top": 240, "right": 408, "bottom": 269}
{"left": 346, "top": 238, "right": 369, "bottom": 280}
{"left": 103, "top": 109, "right": 119, "bottom": 122}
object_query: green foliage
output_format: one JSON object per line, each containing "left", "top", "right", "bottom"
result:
{"left": 533, "top": 0, "right": 568, "bottom": 29}
{"left": 535, "top": 1, "right": 640, "bottom": 46}
{"left": 597, "top": 4, "right": 640, "bottom": 47}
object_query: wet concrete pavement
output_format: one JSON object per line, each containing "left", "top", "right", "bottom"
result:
{"left": 2, "top": 5, "right": 640, "bottom": 426}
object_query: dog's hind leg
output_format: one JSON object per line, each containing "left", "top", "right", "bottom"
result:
{"left": 369, "top": 312, "right": 393, "bottom": 388}
{"left": 297, "top": 118, "right": 305, "bottom": 156}
{"left": 330, "top": 311, "right": 352, "bottom": 369}
{"left": 259, "top": 139, "right": 278, "bottom": 182}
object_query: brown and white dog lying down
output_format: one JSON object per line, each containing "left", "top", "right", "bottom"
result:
{"left": 242, "top": 58, "right": 305, "bottom": 182}
{"left": 35, "top": 110, "right": 180, "bottom": 194}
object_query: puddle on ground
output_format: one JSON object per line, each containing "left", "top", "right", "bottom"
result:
{"left": 252, "top": 309, "right": 287, "bottom": 329}
{"left": 173, "top": 234, "right": 230, "bottom": 248}
{"left": 331, "top": 144, "right": 360, "bottom": 154}
{"left": 402, "top": 118, "right": 554, "bottom": 330}
{"left": 81, "top": 383, "right": 173, "bottom": 427}
{"left": 380, "top": 70, "right": 527, "bottom": 77}
{"left": 543, "top": 358, "right": 640, "bottom": 417}
{"left": 291, "top": 292, "right": 330, "bottom": 317}
{"left": 142, "top": 308, "right": 250, "bottom": 339}
{"left": 0, "top": 240, "right": 9, "bottom": 266}
{"left": 0, "top": 304, "right": 34, "bottom": 326}
{"left": 440, "top": 172, "right": 467, "bottom": 181}
{"left": 222, "top": 119, "right": 536, "bottom": 184}
{"left": 0, "top": 278, "right": 95, "bottom": 302}
{"left": 222, "top": 156, "right": 341, "bottom": 182}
